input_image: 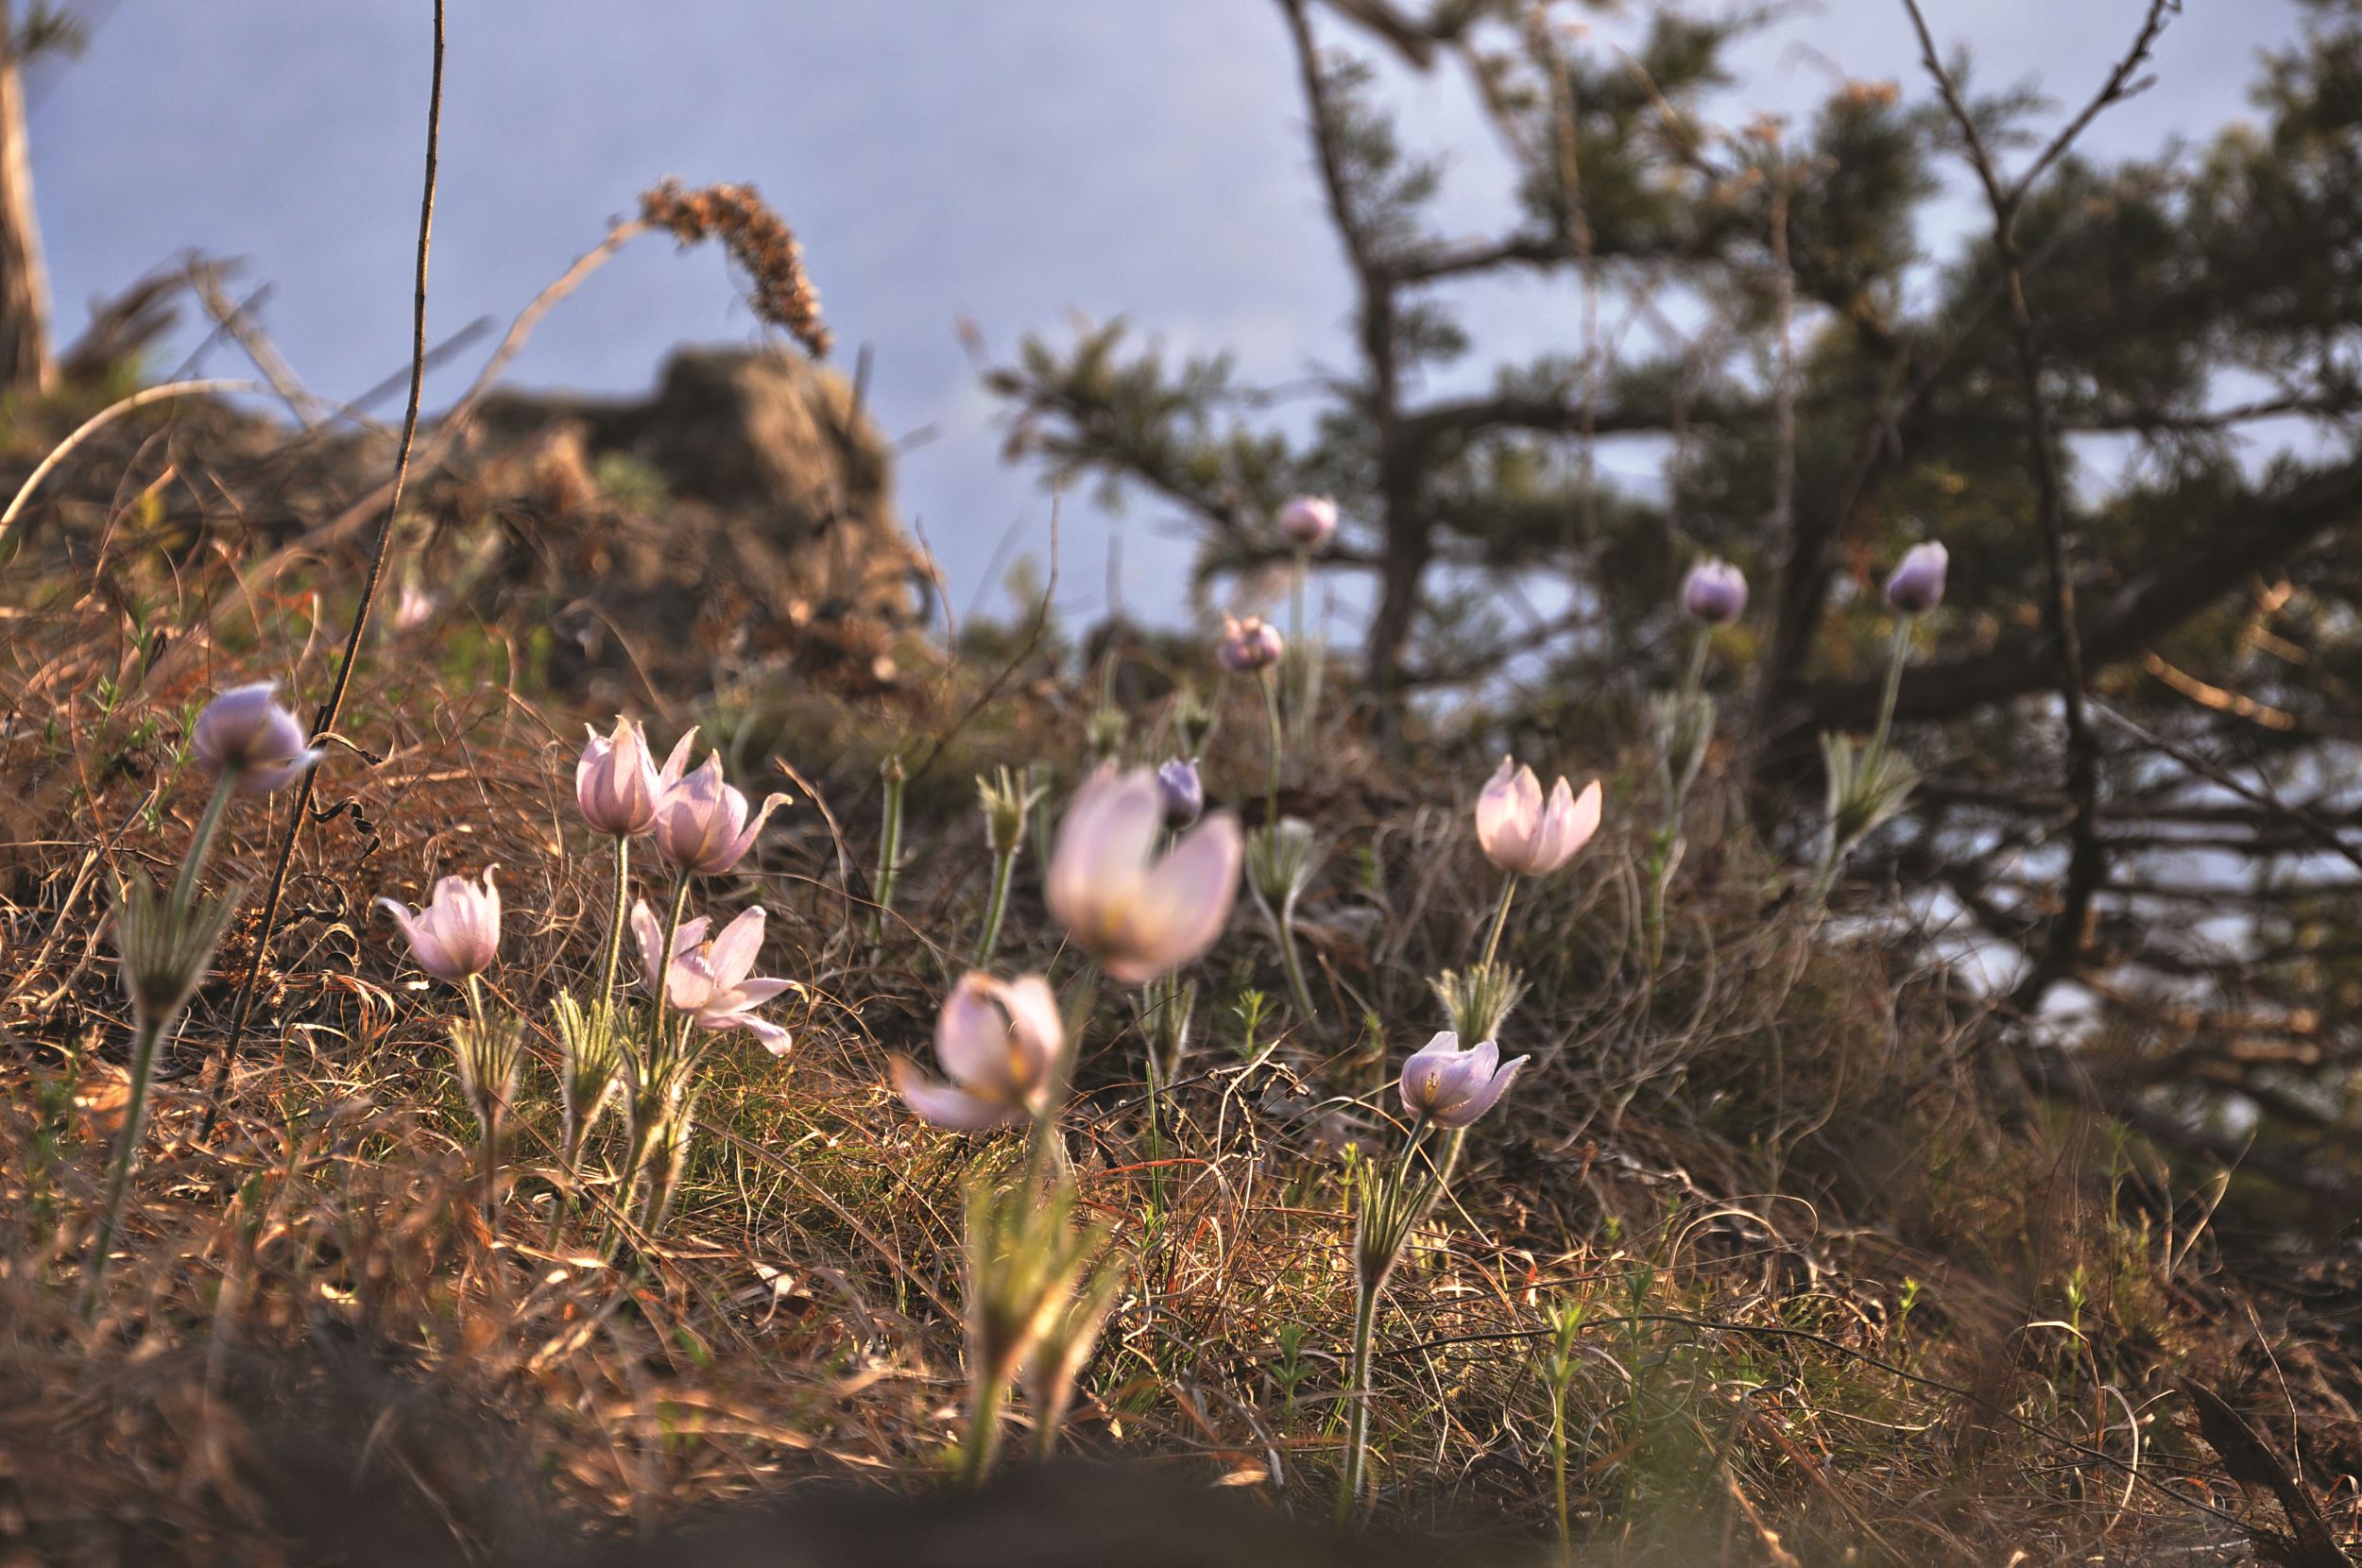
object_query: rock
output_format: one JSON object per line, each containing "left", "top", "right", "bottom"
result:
{"left": 460, "top": 345, "right": 922, "bottom": 703}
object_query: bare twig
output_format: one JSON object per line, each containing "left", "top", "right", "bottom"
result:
{"left": 202, "top": 0, "right": 447, "bottom": 1135}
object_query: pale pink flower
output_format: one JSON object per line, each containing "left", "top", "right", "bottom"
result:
{"left": 1883, "top": 541, "right": 1948, "bottom": 616}
{"left": 1400, "top": 1031, "right": 1527, "bottom": 1129}
{"left": 1047, "top": 766, "right": 1241, "bottom": 984}
{"left": 1276, "top": 494, "right": 1338, "bottom": 548}
{"left": 891, "top": 971, "right": 1063, "bottom": 1131}
{"left": 193, "top": 681, "right": 321, "bottom": 793}
{"left": 1216, "top": 614, "right": 1284, "bottom": 674}
{"left": 377, "top": 870, "right": 501, "bottom": 982}
{"left": 650, "top": 752, "right": 792, "bottom": 875}
{"left": 576, "top": 718, "right": 696, "bottom": 837}
{"left": 390, "top": 584, "right": 438, "bottom": 632}
{"left": 631, "top": 900, "right": 797, "bottom": 1055}
{"left": 1475, "top": 758, "right": 1602, "bottom": 877}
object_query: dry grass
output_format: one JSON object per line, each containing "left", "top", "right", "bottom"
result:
{"left": 0, "top": 414, "right": 2356, "bottom": 1567}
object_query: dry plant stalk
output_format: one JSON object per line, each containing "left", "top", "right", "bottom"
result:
{"left": 640, "top": 178, "right": 832, "bottom": 359}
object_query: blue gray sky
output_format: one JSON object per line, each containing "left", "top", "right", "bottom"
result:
{"left": 28, "top": 1, "right": 2303, "bottom": 633}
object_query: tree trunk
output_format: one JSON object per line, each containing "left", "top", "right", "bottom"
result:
{"left": 0, "top": 2, "right": 51, "bottom": 396}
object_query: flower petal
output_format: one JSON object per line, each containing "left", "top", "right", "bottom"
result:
{"left": 891, "top": 1056, "right": 1026, "bottom": 1131}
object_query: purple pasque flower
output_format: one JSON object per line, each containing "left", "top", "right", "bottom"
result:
{"left": 377, "top": 869, "right": 501, "bottom": 982}
{"left": 1156, "top": 757, "right": 1205, "bottom": 830}
{"left": 1681, "top": 558, "right": 1748, "bottom": 625}
{"left": 1046, "top": 766, "right": 1241, "bottom": 985}
{"left": 1475, "top": 758, "right": 1603, "bottom": 877}
{"left": 1276, "top": 495, "right": 1339, "bottom": 549}
{"left": 650, "top": 750, "right": 793, "bottom": 875}
{"left": 891, "top": 970, "right": 1063, "bottom": 1131}
{"left": 1216, "top": 614, "right": 1284, "bottom": 675}
{"left": 576, "top": 717, "right": 696, "bottom": 837}
{"left": 632, "top": 899, "right": 797, "bottom": 1056}
{"left": 1399, "top": 1031, "right": 1528, "bottom": 1130}
{"left": 193, "top": 681, "right": 322, "bottom": 793}
{"left": 1883, "top": 541, "right": 1948, "bottom": 616}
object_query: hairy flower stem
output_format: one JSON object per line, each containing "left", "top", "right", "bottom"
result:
{"left": 1269, "top": 895, "right": 1319, "bottom": 1027}
{"left": 1258, "top": 667, "right": 1284, "bottom": 826}
{"left": 1866, "top": 618, "right": 1912, "bottom": 774}
{"left": 87, "top": 774, "right": 240, "bottom": 1316}
{"left": 1287, "top": 545, "right": 1322, "bottom": 749}
{"left": 595, "top": 833, "right": 631, "bottom": 1009}
{"left": 168, "top": 776, "right": 237, "bottom": 912}
{"left": 1480, "top": 874, "right": 1520, "bottom": 973}
{"left": 82, "top": 1011, "right": 166, "bottom": 1319}
{"left": 1647, "top": 630, "right": 1713, "bottom": 969}
{"left": 1335, "top": 1269, "right": 1382, "bottom": 1528}
{"left": 642, "top": 871, "right": 693, "bottom": 1072}
{"left": 957, "top": 1359, "right": 1012, "bottom": 1490}
{"left": 973, "top": 846, "right": 1017, "bottom": 969}
{"left": 868, "top": 759, "right": 908, "bottom": 954}
{"left": 1019, "top": 964, "right": 1101, "bottom": 1199}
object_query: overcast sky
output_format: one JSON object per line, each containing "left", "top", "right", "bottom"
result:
{"left": 26, "top": 0, "right": 2305, "bottom": 634}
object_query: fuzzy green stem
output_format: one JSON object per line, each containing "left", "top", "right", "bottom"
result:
{"left": 595, "top": 832, "right": 631, "bottom": 1009}
{"left": 1258, "top": 667, "right": 1284, "bottom": 825}
{"left": 1336, "top": 1274, "right": 1381, "bottom": 1528}
{"left": 869, "top": 763, "right": 908, "bottom": 951}
{"left": 642, "top": 871, "right": 693, "bottom": 1072}
{"left": 1549, "top": 1373, "right": 1573, "bottom": 1559}
{"left": 974, "top": 847, "right": 1017, "bottom": 969}
{"left": 1480, "top": 874, "right": 1520, "bottom": 972}
{"left": 1274, "top": 897, "right": 1319, "bottom": 1026}
{"left": 81, "top": 1010, "right": 166, "bottom": 1318}
{"left": 1019, "top": 964, "right": 1100, "bottom": 1199}
{"left": 1867, "top": 617, "right": 1913, "bottom": 772}
{"left": 168, "top": 775, "right": 238, "bottom": 913}
{"left": 958, "top": 1360, "right": 1012, "bottom": 1490}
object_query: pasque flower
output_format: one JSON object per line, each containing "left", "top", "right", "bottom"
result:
{"left": 1681, "top": 558, "right": 1748, "bottom": 624}
{"left": 378, "top": 870, "right": 501, "bottom": 982}
{"left": 1156, "top": 758, "right": 1204, "bottom": 830}
{"left": 193, "top": 682, "right": 321, "bottom": 793}
{"left": 1475, "top": 758, "right": 1602, "bottom": 877}
{"left": 1883, "top": 541, "right": 1948, "bottom": 616}
{"left": 1276, "top": 495, "right": 1338, "bottom": 548}
{"left": 1047, "top": 766, "right": 1241, "bottom": 983}
{"left": 576, "top": 717, "right": 696, "bottom": 836}
{"left": 892, "top": 971, "right": 1064, "bottom": 1131}
{"left": 651, "top": 752, "right": 793, "bottom": 874}
{"left": 1399, "top": 1031, "right": 1528, "bottom": 1129}
{"left": 632, "top": 900, "right": 796, "bottom": 1055}
{"left": 1216, "top": 614, "right": 1284, "bottom": 674}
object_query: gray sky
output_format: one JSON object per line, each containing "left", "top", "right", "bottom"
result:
{"left": 28, "top": 1, "right": 2304, "bottom": 635}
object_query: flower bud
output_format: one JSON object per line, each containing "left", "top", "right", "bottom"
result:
{"left": 1276, "top": 495, "right": 1338, "bottom": 548}
{"left": 1155, "top": 758, "right": 1204, "bottom": 830}
{"left": 1883, "top": 541, "right": 1948, "bottom": 616}
{"left": 1217, "top": 615, "right": 1284, "bottom": 675}
{"left": 1681, "top": 558, "right": 1748, "bottom": 624}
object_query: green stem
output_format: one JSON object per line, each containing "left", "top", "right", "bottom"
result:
{"left": 1020, "top": 964, "right": 1100, "bottom": 1198}
{"left": 642, "top": 871, "right": 693, "bottom": 1073}
{"left": 1274, "top": 897, "right": 1319, "bottom": 1026}
{"left": 1336, "top": 1276, "right": 1381, "bottom": 1528}
{"left": 974, "top": 847, "right": 1016, "bottom": 969}
{"left": 1480, "top": 874, "right": 1520, "bottom": 973}
{"left": 1258, "top": 667, "right": 1284, "bottom": 826}
{"left": 1867, "top": 617, "right": 1912, "bottom": 773}
{"left": 81, "top": 1011, "right": 166, "bottom": 1318}
{"left": 869, "top": 762, "right": 908, "bottom": 952}
{"left": 168, "top": 775, "right": 238, "bottom": 913}
{"left": 595, "top": 832, "right": 631, "bottom": 1010}
{"left": 1550, "top": 1374, "right": 1572, "bottom": 1559}
{"left": 958, "top": 1361, "right": 1011, "bottom": 1490}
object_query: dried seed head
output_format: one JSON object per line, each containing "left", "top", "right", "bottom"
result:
{"left": 639, "top": 179, "right": 831, "bottom": 358}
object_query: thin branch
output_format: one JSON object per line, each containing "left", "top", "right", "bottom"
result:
{"left": 202, "top": 0, "right": 446, "bottom": 1135}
